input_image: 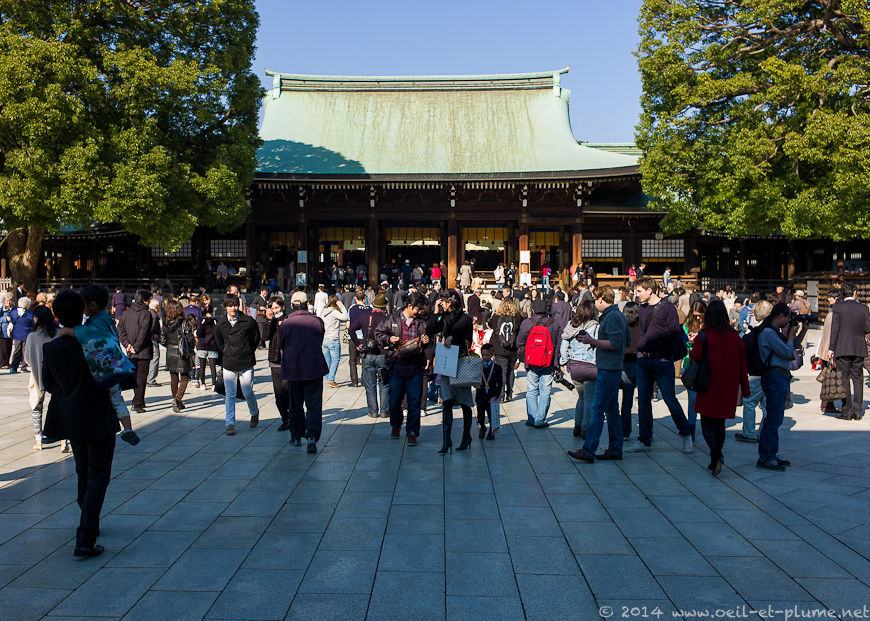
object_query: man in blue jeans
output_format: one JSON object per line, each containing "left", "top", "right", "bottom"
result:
{"left": 567, "top": 285, "right": 630, "bottom": 462}
{"left": 626, "top": 277, "right": 694, "bottom": 454}
{"left": 516, "top": 299, "right": 562, "bottom": 427}
{"left": 375, "top": 293, "right": 432, "bottom": 446}
{"left": 757, "top": 303, "right": 798, "bottom": 471}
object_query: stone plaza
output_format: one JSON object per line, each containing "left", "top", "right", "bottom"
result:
{"left": 0, "top": 327, "right": 869, "bottom": 620}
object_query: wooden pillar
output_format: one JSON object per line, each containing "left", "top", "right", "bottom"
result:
{"left": 297, "top": 219, "right": 308, "bottom": 289}
{"left": 572, "top": 221, "right": 583, "bottom": 273}
{"left": 0, "top": 257, "right": 6, "bottom": 279}
{"left": 447, "top": 217, "right": 458, "bottom": 287}
{"left": 519, "top": 223, "right": 529, "bottom": 274}
{"left": 367, "top": 217, "right": 379, "bottom": 286}
{"left": 787, "top": 240, "right": 796, "bottom": 279}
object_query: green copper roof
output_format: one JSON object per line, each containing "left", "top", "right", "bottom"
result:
{"left": 584, "top": 143, "right": 643, "bottom": 157}
{"left": 257, "top": 68, "right": 639, "bottom": 177}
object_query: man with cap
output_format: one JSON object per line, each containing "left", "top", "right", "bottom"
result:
{"left": 516, "top": 298, "right": 561, "bottom": 427}
{"left": 349, "top": 293, "right": 391, "bottom": 418}
{"left": 278, "top": 291, "right": 329, "bottom": 452}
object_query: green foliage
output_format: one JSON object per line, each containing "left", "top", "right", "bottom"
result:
{"left": 0, "top": 0, "right": 263, "bottom": 249}
{"left": 636, "top": 0, "right": 870, "bottom": 240}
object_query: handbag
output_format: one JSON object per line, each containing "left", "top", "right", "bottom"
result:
{"left": 178, "top": 322, "right": 195, "bottom": 359}
{"left": 567, "top": 359, "right": 597, "bottom": 382}
{"left": 213, "top": 370, "right": 245, "bottom": 401}
{"left": 396, "top": 336, "right": 423, "bottom": 359}
{"left": 449, "top": 351, "right": 484, "bottom": 387}
{"left": 680, "top": 331, "right": 710, "bottom": 393}
{"left": 819, "top": 362, "right": 847, "bottom": 402}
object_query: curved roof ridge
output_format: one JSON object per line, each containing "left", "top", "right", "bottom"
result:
{"left": 264, "top": 67, "right": 569, "bottom": 82}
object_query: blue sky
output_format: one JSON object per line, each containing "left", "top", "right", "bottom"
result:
{"left": 252, "top": 0, "right": 644, "bottom": 143}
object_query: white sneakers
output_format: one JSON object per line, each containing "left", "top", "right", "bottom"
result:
{"left": 683, "top": 435, "right": 694, "bottom": 454}
{"left": 625, "top": 440, "right": 651, "bottom": 453}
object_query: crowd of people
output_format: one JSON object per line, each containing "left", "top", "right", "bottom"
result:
{"left": 4, "top": 270, "right": 870, "bottom": 557}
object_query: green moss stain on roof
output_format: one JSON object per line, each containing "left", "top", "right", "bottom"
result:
{"left": 257, "top": 68, "right": 640, "bottom": 176}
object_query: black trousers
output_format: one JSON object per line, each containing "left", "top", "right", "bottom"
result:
{"left": 494, "top": 354, "right": 517, "bottom": 398}
{"left": 289, "top": 379, "right": 323, "bottom": 442}
{"left": 836, "top": 356, "right": 865, "bottom": 417}
{"left": 198, "top": 357, "right": 217, "bottom": 385}
{"left": 132, "top": 358, "right": 150, "bottom": 408}
{"left": 700, "top": 415, "right": 726, "bottom": 465}
{"left": 70, "top": 435, "right": 115, "bottom": 548}
{"left": 348, "top": 344, "right": 360, "bottom": 385}
{"left": 271, "top": 367, "right": 290, "bottom": 423}
{"left": 442, "top": 401, "right": 473, "bottom": 441}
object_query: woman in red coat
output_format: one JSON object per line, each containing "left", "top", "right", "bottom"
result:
{"left": 689, "top": 300, "right": 751, "bottom": 476}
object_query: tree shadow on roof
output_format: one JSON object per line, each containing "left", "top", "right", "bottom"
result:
{"left": 256, "top": 139, "right": 366, "bottom": 175}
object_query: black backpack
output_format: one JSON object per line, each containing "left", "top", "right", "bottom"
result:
{"left": 497, "top": 317, "right": 516, "bottom": 350}
{"left": 742, "top": 326, "right": 771, "bottom": 377}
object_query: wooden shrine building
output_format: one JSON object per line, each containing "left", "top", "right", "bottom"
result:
{"left": 249, "top": 67, "right": 679, "bottom": 286}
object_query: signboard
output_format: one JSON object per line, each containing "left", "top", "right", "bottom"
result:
{"left": 296, "top": 250, "right": 308, "bottom": 264}
{"left": 519, "top": 250, "right": 530, "bottom": 264}
{"left": 519, "top": 272, "right": 532, "bottom": 286}
{"left": 296, "top": 273, "right": 308, "bottom": 287}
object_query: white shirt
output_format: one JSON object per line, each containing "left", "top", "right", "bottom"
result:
{"left": 314, "top": 291, "right": 328, "bottom": 316}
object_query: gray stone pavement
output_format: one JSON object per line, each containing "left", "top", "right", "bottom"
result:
{"left": 1, "top": 327, "right": 870, "bottom": 620}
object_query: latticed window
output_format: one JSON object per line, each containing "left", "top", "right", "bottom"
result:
{"left": 582, "top": 239, "right": 622, "bottom": 259}
{"left": 642, "top": 238, "right": 684, "bottom": 259}
{"left": 152, "top": 242, "right": 192, "bottom": 258}
{"left": 210, "top": 240, "right": 247, "bottom": 258}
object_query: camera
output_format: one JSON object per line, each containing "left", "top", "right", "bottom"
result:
{"left": 553, "top": 369, "right": 575, "bottom": 391}
{"left": 790, "top": 312, "right": 816, "bottom": 326}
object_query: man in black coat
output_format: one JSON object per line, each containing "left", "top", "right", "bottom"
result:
{"left": 828, "top": 283, "right": 870, "bottom": 420}
{"left": 43, "top": 290, "right": 119, "bottom": 558}
{"left": 467, "top": 288, "right": 483, "bottom": 324}
{"left": 249, "top": 286, "right": 270, "bottom": 349}
{"left": 117, "top": 289, "right": 154, "bottom": 412}
{"left": 215, "top": 294, "right": 261, "bottom": 435}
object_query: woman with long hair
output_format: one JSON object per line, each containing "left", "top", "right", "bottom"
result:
{"left": 560, "top": 300, "right": 599, "bottom": 438}
{"left": 24, "top": 305, "right": 58, "bottom": 450}
{"left": 433, "top": 290, "right": 474, "bottom": 453}
{"left": 683, "top": 300, "right": 707, "bottom": 439}
{"left": 195, "top": 304, "right": 219, "bottom": 389}
{"left": 620, "top": 302, "right": 640, "bottom": 440}
{"left": 161, "top": 300, "right": 194, "bottom": 412}
{"left": 318, "top": 293, "right": 348, "bottom": 387}
{"left": 487, "top": 297, "right": 523, "bottom": 401}
{"left": 689, "top": 300, "right": 750, "bottom": 475}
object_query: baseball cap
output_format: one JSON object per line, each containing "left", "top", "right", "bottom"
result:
{"left": 290, "top": 291, "right": 308, "bottom": 305}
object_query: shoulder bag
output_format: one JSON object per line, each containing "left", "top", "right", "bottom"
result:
{"left": 680, "top": 331, "right": 710, "bottom": 393}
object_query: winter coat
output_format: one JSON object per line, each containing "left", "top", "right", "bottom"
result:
{"left": 196, "top": 316, "right": 218, "bottom": 352}
{"left": 278, "top": 310, "right": 328, "bottom": 381}
{"left": 117, "top": 302, "right": 154, "bottom": 360}
{"left": 10, "top": 308, "right": 34, "bottom": 342}
{"left": 0, "top": 305, "right": 15, "bottom": 339}
{"left": 318, "top": 303, "right": 348, "bottom": 342}
{"left": 24, "top": 329, "right": 55, "bottom": 409}
{"left": 487, "top": 313, "right": 523, "bottom": 357}
{"left": 689, "top": 328, "right": 751, "bottom": 419}
{"left": 161, "top": 318, "right": 194, "bottom": 374}
{"left": 215, "top": 314, "right": 259, "bottom": 372}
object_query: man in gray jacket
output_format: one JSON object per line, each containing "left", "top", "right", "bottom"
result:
{"left": 828, "top": 283, "right": 870, "bottom": 420}
{"left": 567, "top": 285, "right": 630, "bottom": 463}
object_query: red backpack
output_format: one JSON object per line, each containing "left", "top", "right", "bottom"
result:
{"left": 525, "top": 318, "right": 555, "bottom": 367}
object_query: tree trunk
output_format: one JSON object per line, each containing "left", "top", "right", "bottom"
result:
{"left": 7, "top": 225, "right": 45, "bottom": 292}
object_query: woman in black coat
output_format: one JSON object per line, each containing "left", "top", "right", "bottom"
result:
{"left": 431, "top": 290, "right": 475, "bottom": 452}
{"left": 161, "top": 300, "right": 194, "bottom": 412}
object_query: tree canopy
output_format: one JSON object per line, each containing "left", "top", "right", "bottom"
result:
{"left": 0, "top": 0, "right": 262, "bottom": 284}
{"left": 636, "top": 0, "right": 870, "bottom": 240}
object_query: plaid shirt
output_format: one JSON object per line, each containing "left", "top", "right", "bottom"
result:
{"left": 393, "top": 316, "right": 420, "bottom": 378}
